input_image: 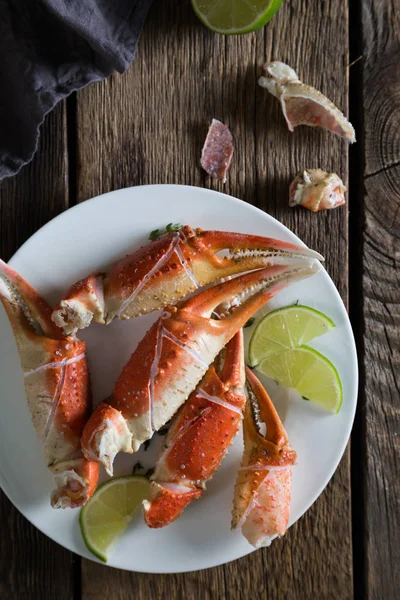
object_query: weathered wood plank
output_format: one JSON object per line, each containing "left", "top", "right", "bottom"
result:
{"left": 361, "top": 2, "right": 400, "bottom": 598}
{"left": 77, "top": 1, "right": 352, "bottom": 598}
{"left": 0, "top": 103, "right": 69, "bottom": 261}
{"left": 0, "top": 103, "right": 74, "bottom": 599}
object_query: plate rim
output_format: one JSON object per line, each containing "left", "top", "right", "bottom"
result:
{"left": 1, "top": 184, "right": 358, "bottom": 573}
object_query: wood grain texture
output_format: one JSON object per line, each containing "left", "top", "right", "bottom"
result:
{"left": 0, "top": 103, "right": 75, "bottom": 598}
{"left": 76, "top": 1, "right": 352, "bottom": 598}
{"left": 361, "top": 2, "right": 400, "bottom": 599}
{"left": 0, "top": 103, "right": 69, "bottom": 261}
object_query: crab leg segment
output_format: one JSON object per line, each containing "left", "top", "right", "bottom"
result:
{"left": 143, "top": 331, "right": 246, "bottom": 528}
{"left": 81, "top": 260, "right": 320, "bottom": 475}
{"left": 52, "top": 226, "right": 323, "bottom": 335}
{"left": 232, "top": 367, "right": 297, "bottom": 547}
{"left": 0, "top": 260, "right": 99, "bottom": 508}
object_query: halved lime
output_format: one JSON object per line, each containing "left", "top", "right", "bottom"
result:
{"left": 248, "top": 305, "right": 335, "bottom": 367}
{"left": 191, "top": 0, "right": 284, "bottom": 35}
{"left": 258, "top": 345, "right": 342, "bottom": 413}
{"left": 80, "top": 476, "right": 150, "bottom": 562}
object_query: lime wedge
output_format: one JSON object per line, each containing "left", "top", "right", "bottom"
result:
{"left": 80, "top": 476, "right": 149, "bottom": 562}
{"left": 191, "top": 0, "right": 284, "bottom": 35}
{"left": 248, "top": 305, "right": 335, "bottom": 367}
{"left": 258, "top": 346, "right": 342, "bottom": 413}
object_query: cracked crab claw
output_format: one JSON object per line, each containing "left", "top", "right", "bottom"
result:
{"left": 259, "top": 61, "right": 356, "bottom": 143}
{"left": 81, "top": 259, "right": 320, "bottom": 475}
{"left": 232, "top": 367, "right": 296, "bottom": 548}
{"left": 289, "top": 169, "right": 346, "bottom": 212}
{"left": 0, "top": 260, "right": 99, "bottom": 508}
{"left": 143, "top": 331, "right": 246, "bottom": 528}
{"left": 51, "top": 225, "right": 323, "bottom": 336}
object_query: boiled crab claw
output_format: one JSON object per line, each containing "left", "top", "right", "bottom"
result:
{"left": 81, "top": 260, "right": 320, "bottom": 475}
{"left": 232, "top": 367, "right": 297, "bottom": 548}
{"left": 0, "top": 260, "right": 99, "bottom": 508}
{"left": 52, "top": 226, "right": 323, "bottom": 336}
{"left": 143, "top": 331, "right": 246, "bottom": 528}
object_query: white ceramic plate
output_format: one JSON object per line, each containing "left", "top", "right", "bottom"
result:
{"left": 0, "top": 185, "right": 357, "bottom": 573}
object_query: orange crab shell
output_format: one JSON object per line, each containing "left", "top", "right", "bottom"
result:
{"left": 232, "top": 367, "right": 297, "bottom": 547}
{"left": 0, "top": 259, "right": 99, "bottom": 508}
{"left": 52, "top": 226, "right": 324, "bottom": 335}
{"left": 143, "top": 483, "right": 202, "bottom": 529}
{"left": 143, "top": 332, "right": 246, "bottom": 528}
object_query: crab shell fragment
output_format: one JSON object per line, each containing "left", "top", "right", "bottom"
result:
{"left": 258, "top": 61, "right": 356, "bottom": 143}
{"left": 289, "top": 169, "right": 346, "bottom": 212}
{"left": 200, "top": 119, "right": 234, "bottom": 183}
{"left": 0, "top": 260, "right": 99, "bottom": 508}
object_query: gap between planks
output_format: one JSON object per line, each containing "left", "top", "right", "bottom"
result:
{"left": 348, "top": 1, "right": 367, "bottom": 598}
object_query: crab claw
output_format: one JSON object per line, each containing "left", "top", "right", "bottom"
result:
{"left": 232, "top": 367, "right": 297, "bottom": 547}
{"left": 259, "top": 61, "right": 356, "bottom": 143}
{"left": 0, "top": 260, "right": 99, "bottom": 508}
{"left": 81, "top": 260, "right": 320, "bottom": 474}
{"left": 143, "top": 331, "right": 246, "bottom": 528}
{"left": 52, "top": 226, "right": 323, "bottom": 335}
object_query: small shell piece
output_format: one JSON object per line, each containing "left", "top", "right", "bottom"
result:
{"left": 289, "top": 169, "right": 346, "bottom": 212}
{"left": 200, "top": 119, "right": 234, "bottom": 183}
{"left": 259, "top": 61, "right": 356, "bottom": 143}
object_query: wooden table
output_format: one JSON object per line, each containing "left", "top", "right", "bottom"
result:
{"left": 0, "top": 1, "right": 398, "bottom": 598}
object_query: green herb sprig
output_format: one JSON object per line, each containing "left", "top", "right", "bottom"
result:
{"left": 149, "top": 223, "right": 183, "bottom": 241}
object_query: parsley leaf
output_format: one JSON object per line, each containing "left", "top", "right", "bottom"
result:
{"left": 149, "top": 223, "right": 183, "bottom": 241}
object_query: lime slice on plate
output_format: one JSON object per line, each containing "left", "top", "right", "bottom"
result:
{"left": 258, "top": 345, "right": 342, "bottom": 413}
{"left": 80, "top": 476, "right": 150, "bottom": 562}
{"left": 191, "top": 0, "right": 284, "bottom": 35}
{"left": 248, "top": 305, "right": 335, "bottom": 366}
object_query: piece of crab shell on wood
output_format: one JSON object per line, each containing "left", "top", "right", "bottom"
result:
{"left": 258, "top": 61, "right": 356, "bottom": 143}
{"left": 289, "top": 169, "right": 346, "bottom": 212}
{"left": 200, "top": 119, "right": 234, "bottom": 183}
{"left": 0, "top": 259, "right": 99, "bottom": 508}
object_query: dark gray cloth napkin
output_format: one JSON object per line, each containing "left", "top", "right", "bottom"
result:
{"left": 0, "top": 0, "right": 153, "bottom": 180}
